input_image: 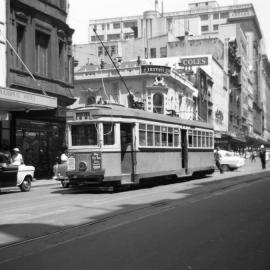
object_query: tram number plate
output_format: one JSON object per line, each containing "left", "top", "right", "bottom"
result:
{"left": 67, "top": 158, "right": 75, "bottom": 171}
{"left": 91, "top": 152, "right": 102, "bottom": 170}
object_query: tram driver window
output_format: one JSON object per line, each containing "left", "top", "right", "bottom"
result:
{"left": 71, "top": 124, "right": 97, "bottom": 146}
{"left": 103, "top": 123, "right": 115, "bottom": 145}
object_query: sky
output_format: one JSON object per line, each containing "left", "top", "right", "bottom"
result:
{"left": 68, "top": 0, "right": 270, "bottom": 56}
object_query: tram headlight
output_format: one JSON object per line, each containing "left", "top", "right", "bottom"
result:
{"left": 79, "top": 161, "right": 87, "bottom": 172}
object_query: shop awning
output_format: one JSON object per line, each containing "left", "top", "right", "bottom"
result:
{"left": 0, "top": 86, "right": 57, "bottom": 111}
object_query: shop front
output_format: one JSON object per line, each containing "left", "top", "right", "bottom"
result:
{"left": 0, "top": 86, "right": 58, "bottom": 178}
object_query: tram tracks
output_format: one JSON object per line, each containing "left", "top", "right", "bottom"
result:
{"left": 0, "top": 171, "right": 269, "bottom": 264}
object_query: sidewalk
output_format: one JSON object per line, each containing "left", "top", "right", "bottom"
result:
{"left": 32, "top": 159, "right": 270, "bottom": 188}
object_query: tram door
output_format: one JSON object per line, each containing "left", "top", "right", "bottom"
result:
{"left": 120, "top": 123, "right": 135, "bottom": 183}
{"left": 181, "top": 129, "right": 188, "bottom": 172}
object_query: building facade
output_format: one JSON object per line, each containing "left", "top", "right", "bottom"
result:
{"left": 73, "top": 1, "right": 270, "bottom": 148}
{"left": 0, "top": 0, "right": 74, "bottom": 178}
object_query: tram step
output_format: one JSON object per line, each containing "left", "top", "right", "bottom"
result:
{"left": 121, "top": 174, "right": 133, "bottom": 184}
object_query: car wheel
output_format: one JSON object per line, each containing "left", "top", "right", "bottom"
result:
{"left": 221, "top": 164, "right": 230, "bottom": 172}
{"left": 20, "top": 176, "right": 31, "bottom": 192}
{"left": 61, "top": 180, "right": 70, "bottom": 188}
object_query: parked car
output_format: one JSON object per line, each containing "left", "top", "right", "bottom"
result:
{"left": 0, "top": 154, "right": 35, "bottom": 192}
{"left": 218, "top": 150, "right": 245, "bottom": 171}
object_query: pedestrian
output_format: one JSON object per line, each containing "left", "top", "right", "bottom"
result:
{"left": 250, "top": 150, "right": 256, "bottom": 162}
{"left": 214, "top": 146, "right": 223, "bottom": 174}
{"left": 259, "top": 145, "right": 266, "bottom": 169}
{"left": 53, "top": 147, "right": 68, "bottom": 179}
{"left": 11, "top": 147, "right": 24, "bottom": 166}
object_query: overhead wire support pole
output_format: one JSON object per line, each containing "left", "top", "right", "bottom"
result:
{"left": 92, "top": 28, "right": 132, "bottom": 97}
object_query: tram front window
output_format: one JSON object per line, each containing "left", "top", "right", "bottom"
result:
{"left": 71, "top": 124, "right": 97, "bottom": 146}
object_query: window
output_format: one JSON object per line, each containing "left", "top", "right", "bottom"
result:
{"left": 102, "top": 24, "right": 105, "bottom": 30}
{"left": 147, "top": 125, "right": 154, "bottom": 146}
{"left": 161, "top": 127, "right": 167, "bottom": 147}
{"left": 201, "top": 25, "right": 209, "bottom": 32}
{"left": 123, "top": 21, "right": 137, "bottom": 28}
{"left": 188, "top": 130, "right": 193, "bottom": 147}
{"left": 111, "top": 45, "right": 117, "bottom": 56}
{"left": 139, "top": 124, "right": 146, "bottom": 146}
{"left": 16, "top": 23, "right": 26, "bottom": 69}
{"left": 113, "top": 22, "right": 121, "bottom": 29}
{"left": 58, "top": 40, "right": 65, "bottom": 80}
{"left": 220, "top": 12, "right": 229, "bottom": 19}
{"left": 200, "top": 14, "right": 209, "bottom": 21}
{"left": 150, "top": 48, "right": 156, "bottom": 58}
{"left": 174, "top": 128, "right": 180, "bottom": 147}
{"left": 193, "top": 131, "right": 198, "bottom": 147}
{"left": 213, "top": 24, "right": 219, "bottom": 31}
{"left": 98, "top": 46, "right": 103, "bottom": 56}
{"left": 154, "top": 126, "right": 161, "bottom": 146}
{"left": 160, "top": 47, "right": 167, "bottom": 58}
{"left": 213, "top": 13, "right": 219, "bottom": 20}
{"left": 35, "top": 31, "right": 50, "bottom": 76}
{"left": 153, "top": 93, "right": 164, "bottom": 114}
{"left": 71, "top": 124, "right": 98, "bottom": 146}
{"left": 107, "top": 34, "right": 120, "bottom": 41}
{"left": 103, "top": 123, "right": 115, "bottom": 145}
{"left": 168, "top": 128, "right": 173, "bottom": 147}
{"left": 107, "top": 24, "right": 110, "bottom": 30}
{"left": 198, "top": 131, "right": 202, "bottom": 147}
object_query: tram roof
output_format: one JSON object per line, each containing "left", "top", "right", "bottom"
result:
{"left": 72, "top": 104, "right": 213, "bottom": 130}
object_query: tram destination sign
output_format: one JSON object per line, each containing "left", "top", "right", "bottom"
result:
{"left": 179, "top": 57, "right": 208, "bottom": 66}
{"left": 141, "top": 65, "right": 171, "bottom": 74}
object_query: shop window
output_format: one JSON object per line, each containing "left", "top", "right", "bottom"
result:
{"left": 35, "top": 31, "right": 50, "bottom": 76}
{"left": 16, "top": 23, "right": 26, "bottom": 69}
{"left": 153, "top": 93, "right": 164, "bottom": 114}
{"left": 111, "top": 45, "right": 117, "bottom": 56}
{"left": 103, "top": 123, "right": 115, "bottom": 145}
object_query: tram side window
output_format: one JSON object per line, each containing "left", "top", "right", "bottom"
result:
{"left": 71, "top": 124, "right": 97, "bottom": 146}
{"left": 168, "top": 127, "right": 173, "bottom": 147}
{"left": 154, "top": 126, "right": 161, "bottom": 146}
{"left": 188, "top": 130, "right": 193, "bottom": 147}
{"left": 202, "top": 131, "right": 206, "bottom": 147}
{"left": 147, "top": 125, "right": 154, "bottom": 146}
{"left": 193, "top": 131, "right": 198, "bottom": 147}
{"left": 174, "top": 128, "right": 180, "bottom": 147}
{"left": 161, "top": 127, "right": 167, "bottom": 147}
{"left": 139, "top": 123, "right": 146, "bottom": 146}
{"left": 103, "top": 123, "right": 115, "bottom": 145}
{"left": 198, "top": 131, "right": 202, "bottom": 147}
{"left": 210, "top": 132, "right": 213, "bottom": 147}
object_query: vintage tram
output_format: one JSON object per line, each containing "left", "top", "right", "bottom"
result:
{"left": 64, "top": 104, "right": 215, "bottom": 187}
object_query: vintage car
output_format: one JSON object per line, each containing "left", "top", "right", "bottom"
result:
{"left": 0, "top": 154, "right": 35, "bottom": 192}
{"left": 218, "top": 150, "right": 245, "bottom": 171}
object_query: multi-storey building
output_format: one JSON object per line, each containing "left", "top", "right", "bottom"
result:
{"left": 74, "top": 1, "right": 270, "bottom": 148}
{"left": 0, "top": 0, "right": 74, "bottom": 177}
{"left": 74, "top": 61, "right": 199, "bottom": 121}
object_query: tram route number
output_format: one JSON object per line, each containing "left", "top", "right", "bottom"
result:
{"left": 91, "top": 152, "right": 102, "bottom": 170}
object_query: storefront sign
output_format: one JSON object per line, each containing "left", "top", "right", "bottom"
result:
{"left": 141, "top": 65, "right": 171, "bottom": 74}
{"left": 0, "top": 87, "right": 57, "bottom": 108}
{"left": 180, "top": 57, "right": 208, "bottom": 66}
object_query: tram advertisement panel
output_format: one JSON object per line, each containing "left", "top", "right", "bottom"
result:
{"left": 91, "top": 152, "right": 102, "bottom": 170}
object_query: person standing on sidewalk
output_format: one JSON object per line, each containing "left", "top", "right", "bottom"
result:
{"left": 214, "top": 147, "right": 224, "bottom": 174}
{"left": 259, "top": 145, "right": 266, "bottom": 169}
